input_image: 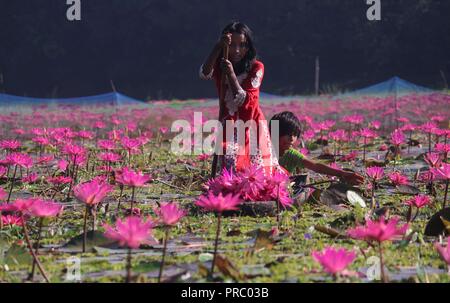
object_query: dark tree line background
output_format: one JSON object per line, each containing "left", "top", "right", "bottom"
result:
{"left": 0, "top": 0, "right": 449, "bottom": 100}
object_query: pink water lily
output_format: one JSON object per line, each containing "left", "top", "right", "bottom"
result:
{"left": 390, "top": 129, "right": 406, "bottom": 146}
{"left": 97, "top": 139, "right": 116, "bottom": 150}
{"left": 239, "top": 166, "right": 266, "bottom": 201}
{"left": 155, "top": 202, "right": 186, "bottom": 226}
{"left": 196, "top": 191, "right": 242, "bottom": 276}
{"left": 104, "top": 216, "right": 156, "bottom": 249}
{"left": 434, "top": 237, "right": 450, "bottom": 270}
{"left": 0, "top": 140, "right": 21, "bottom": 150}
{"left": 431, "top": 163, "right": 450, "bottom": 181}
{"left": 0, "top": 198, "right": 38, "bottom": 213}
{"left": 1, "top": 214, "right": 23, "bottom": 226}
{"left": 98, "top": 152, "right": 122, "bottom": 163}
{"left": 347, "top": 216, "right": 408, "bottom": 282}
{"left": 115, "top": 167, "right": 152, "bottom": 187}
{"left": 388, "top": 172, "right": 409, "bottom": 186}
{"left": 424, "top": 152, "right": 442, "bottom": 168}
{"left": 46, "top": 176, "right": 72, "bottom": 185}
{"left": 22, "top": 172, "right": 39, "bottom": 184}
{"left": 74, "top": 179, "right": 114, "bottom": 253}
{"left": 195, "top": 192, "right": 241, "bottom": 213}
{"left": 430, "top": 163, "right": 450, "bottom": 209}
{"left": 6, "top": 152, "right": 33, "bottom": 169}
{"left": 366, "top": 166, "right": 384, "bottom": 181}
{"left": 29, "top": 199, "right": 64, "bottom": 218}
{"left": 404, "top": 195, "right": 431, "bottom": 209}
{"left": 404, "top": 195, "right": 431, "bottom": 222}
{"left": 204, "top": 168, "right": 240, "bottom": 196}
{"left": 104, "top": 216, "right": 156, "bottom": 282}
{"left": 62, "top": 143, "right": 86, "bottom": 157}
{"left": 74, "top": 180, "right": 113, "bottom": 206}
{"left": 154, "top": 202, "right": 186, "bottom": 282}
{"left": 312, "top": 247, "right": 356, "bottom": 276}
{"left": 347, "top": 216, "right": 408, "bottom": 243}
{"left": 0, "top": 197, "right": 50, "bottom": 282}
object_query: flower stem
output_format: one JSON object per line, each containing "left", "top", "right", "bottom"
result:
{"left": 443, "top": 179, "right": 449, "bottom": 210}
{"left": 408, "top": 131, "right": 412, "bottom": 154}
{"left": 378, "top": 242, "right": 388, "bottom": 283}
{"left": 29, "top": 217, "right": 44, "bottom": 281}
{"left": 82, "top": 205, "right": 89, "bottom": 253}
{"left": 66, "top": 155, "right": 77, "bottom": 201}
{"left": 210, "top": 214, "right": 222, "bottom": 277}
{"left": 117, "top": 185, "right": 124, "bottom": 211}
{"left": 371, "top": 181, "right": 376, "bottom": 209}
{"left": 130, "top": 187, "right": 136, "bottom": 213}
{"left": 7, "top": 165, "right": 18, "bottom": 203}
{"left": 158, "top": 227, "right": 170, "bottom": 283}
{"left": 126, "top": 248, "right": 132, "bottom": 283}
{"left": 21, "top": 214, "right": 49, "bottom": 283}
{"left": 276, "top": 185, "right": 281, "bottom": 230}
{"left": 428, "top": 133, "right": 431, "bottom": 154}
{"left": 363, "top": 137, "right": 366, "bottom": 162}
{"left": 411, "top": 207, "right": 420, "bottom": 222}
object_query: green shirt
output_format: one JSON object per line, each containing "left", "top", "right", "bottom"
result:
{"left": 279, "top": 148, "right": 305, "bottom": 174}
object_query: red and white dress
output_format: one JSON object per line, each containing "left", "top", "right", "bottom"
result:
{"left": 199, "top": 59, "right": 280, "bottom": 175}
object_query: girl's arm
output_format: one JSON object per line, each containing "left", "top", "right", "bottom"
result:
{"left": 301, "top": 158, "right": 364, "bottom": 185}
{"left": 201, "top": 44, "right": 222, "bottom": 77}
{"left": 223, "top": 62, "right": 244, "bottom": 96}
{"left": 200, "top": 34, "right": 231, "bottom": 78}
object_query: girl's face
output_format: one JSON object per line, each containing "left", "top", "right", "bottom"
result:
{"left": 229, "top": 33, "right": 248, "bottom": 64}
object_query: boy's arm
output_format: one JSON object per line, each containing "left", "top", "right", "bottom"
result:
{"left": 279, "top": 148, "right": 305, "bottom": 174}
{"left": 301, "top": 158, "right": 364, "bottom": 185}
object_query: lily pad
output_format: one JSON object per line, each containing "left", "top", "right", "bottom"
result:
{"left": 223, "top": 201, "right": 279, "bottom": 217}
{"left": 346, "top": 190, "right": 367, "bottom": 208}
{"left": 198, "top": 253, "right": 214, "bottom": 262}
{"left": 396, "top": 185, "right": 420, "bottom": 195}
{"left": 320, "top": 183, "right": 361, "bottom": 208}
{"left": 424, "top": 208, "right": 450, "bottom": 236}
{"left": 214, "top": 254, "right": 242, "bottom": 281}
{"left": 63, "top": 230, "right": 120, "bottom": 252}
{"left": 4, "top": 244, "right": 33, "bottom": 266}
{"left": 242, "top": 264, "right": 271, "bottom": 278}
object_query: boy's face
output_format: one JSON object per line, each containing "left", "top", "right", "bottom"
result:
{"left": 279, "top": 134, "right": 298, "bottom": 153}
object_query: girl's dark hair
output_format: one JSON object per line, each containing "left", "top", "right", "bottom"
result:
{"left": 219, "top": 21, "right": 257, "bottom": 75}
{"left": 269, "top": 111, "right": 302, "bottom": 138}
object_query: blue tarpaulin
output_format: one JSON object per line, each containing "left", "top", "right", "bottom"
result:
{"left": 341, "top": 76, "right": 434, "bottom": 97}
{"left": 0, "top": 92, "right": 144, "bottom": 107}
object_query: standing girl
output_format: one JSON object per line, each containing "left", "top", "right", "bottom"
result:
{"left": 199, "top": 21, "right": 279, "bottom": 175}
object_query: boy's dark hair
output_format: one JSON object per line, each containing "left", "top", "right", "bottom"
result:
{"left": 269, "top": 111, "right": 302, "bottom": 138}
{"left": 219, "top": 21, "right": 257, "bottom": 76}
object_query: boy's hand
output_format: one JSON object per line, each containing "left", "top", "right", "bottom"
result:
{"left": 341, "top": 171, "right": 364, "bottom": 185}
{"left": 221, "top": 58, "right": 234, "bottom": 76}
